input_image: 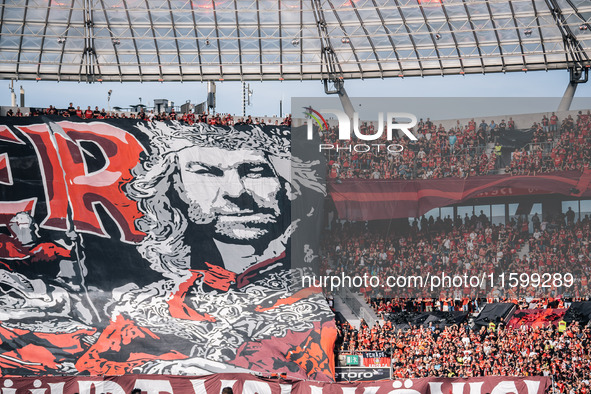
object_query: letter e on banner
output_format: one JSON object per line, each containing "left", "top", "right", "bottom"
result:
{"left": 17, "top": 121, "right": 145, "bottom": 242}
{"left": 0, "top": 125, "right": 37, "bottom": 225}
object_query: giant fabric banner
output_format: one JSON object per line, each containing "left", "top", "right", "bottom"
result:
{"left": 507, "top": 308, "right": 566, "bottom": 328}
{"left": 0, "top": 117, "right": 335, "bottom": 380}
{"left": 473, "top": 303, "right": 516, "bottom": 330}
{"left": 302, "top": 376, "right": 551, "bottom": 394}
{"left": 329, "top": 170, "right": 591, "bottom": 220}
{"left": 496, "top": 128, "right": 535, "bottom": 149}
{"left": 563, "top": 301, "right": 591, "bottom": 324}
{"left": 0, "top": 373, "right": 551, "bottom": 394}
{"left": 385, "top": 310, "right": 468, "bottom": 331}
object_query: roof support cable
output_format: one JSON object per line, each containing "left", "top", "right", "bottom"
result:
{"left": 310, "top": 0, "right": 344, "bottom": 95}
{"left": 80, "top": 0, "right": 101, "bottom": 83}
{"left": 545, "top": 0, "right": 589, "bottom": 85}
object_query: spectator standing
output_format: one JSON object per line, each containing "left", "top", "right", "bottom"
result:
{"left": 479, "top": 119, "right": 488, "bottom": 133}
{"left": 67, "top": 102, "right": 76, "bottom": 117}
{"left": 566, "top": 207, "right": 575, "bottom": 227}
{"left": 489, "top": 120, "right": 497, "bottom": 140}
{"left": 550, "top": 112, "right": 559, "bottom": 135}
{"left": 494, "top": 142, "right": 502, "bottom": 168}
{"left": 542, "top": 115, "right": 549, "bottom": 133}
{"left": 532, "top": 212, "right": 541, "bottom": 231}
{"left": 508, "top": 117, "right": 515, "bottom": 131}
{"left": 448, "top": 132, "right": 458, "bottom": 153}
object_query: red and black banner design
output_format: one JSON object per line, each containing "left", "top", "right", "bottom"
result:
{"left": 329, "top": 170, "right": 591, "bottom": 220}
{"left": 507, "top": 308, "right": 567, "bottom": 329}
{"left": 0, "top": 116, "right": 335, "bottom": 380}
{"left": 360, "top": 351, "right": 390, "bottom": 367}
{"left": 0, "top": 373, "right": 551, "bottom": 394}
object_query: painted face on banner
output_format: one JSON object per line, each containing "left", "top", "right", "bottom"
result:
{"left": 174, "top": 146, "right": 284, "bottom": 243}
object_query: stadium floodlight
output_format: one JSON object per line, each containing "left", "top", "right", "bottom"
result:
{"left": 524, "top": 29, "right": 533, "bottom": 37}
{"left": 57, "top": 37, "right": 66, "bottom": 44}
{"left": 205, "top": 39, "right": 211, "bottom": 46}
{"left": 112, "top": 38, "right": 120, "bottom": 45}
{"left": 291, "top": 38, "right": 300, "bottom": 46}
{"left": 435, "top": 33, "right": 442, "bottom": 40}
{"left": 580, "top": 25, "right": 589, "bottom": 31}
{"left": 341, "top": 37, "right": 350, "bottom": 44}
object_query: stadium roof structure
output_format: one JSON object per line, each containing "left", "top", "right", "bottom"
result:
{"left": 0, "top": 0, "right": 590, "bottom": 83}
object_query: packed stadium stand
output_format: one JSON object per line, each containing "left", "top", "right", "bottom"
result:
{"left": 1, "top": 103, "right": 590, "bottom": 393}
{"left": 323, "top": 210, "right": 589, "bottom": 297}
{"left": 336, "top": 318, "right": 590, "bottom": 392}
{"left": 0, "top": 103, "right": 292, "bottom": 126}
{"left": 321, "top": 110, "right": 591, "bottom": 180}
{"left": 326, "top": 206, "right": 591, "bottom": 392}
{"left": 3, "top": 0, "right": 591, "bottom": 391}
{"left": 302, "top": 107, "right": 591, "bottom": 393}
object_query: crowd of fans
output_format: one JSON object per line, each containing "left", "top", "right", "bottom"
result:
{"left": 370, "top": 297, "right": 552, "bottom": 317}
{"left": 505, "top": 112, "right": 591, "bottom": 174}
{"left": 322, "top": 209, "right": 591, "bottom": 300}
{"left": 326, "top": 207, "right": 591, "bottom": 392}
{"left": 321, "top": 111, "right": 591, "bottom": 180}
{"left": 370, "top": 295, "right": 569, "bottom": 318}
{"left": 3, "top": 103, "right": 293, "bottom": 127}
{"left": 6, "top": 104, "right": 591, "bottom": 182}
{"left": 323, "top": 117, "right": 496, "bottom": 180}
{"left": 336, "top": 319, "right": 591, "bottom": 393}
{"left": 6, "top": 103, "right": 591, "bottom": 392}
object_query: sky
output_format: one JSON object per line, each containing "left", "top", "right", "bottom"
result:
{"left": 3, "top": 69, "right": 591, "bottom": 118}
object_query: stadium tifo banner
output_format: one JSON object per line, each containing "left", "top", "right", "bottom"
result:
{"left": 496, "top": 128, "right": 535, "bottom": 150}
{"left": 360, "top": 351, "right": 390, "bottom": 367}
{"left": 473, "top": 303, "right": 516, "bottom": 330}
{"left": 0, "top": 373, "right": 552, "bottom": 394}
{"left": 0, "top": 117, "right": 335, "bottom": 380}
{"left": 563, "top": 301, "right": 591, "bottom": 324}
{"left": 329, "top": 170, "right": 591, "bottom": 220}
{"left": 385, "top": 311, "right": 468, "bottom": 331}
{"left": 507, "top": 308, "right": 566, "bottom": 328}
{"left": 303, "top": 376, "right": 552, "bottom": 394}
